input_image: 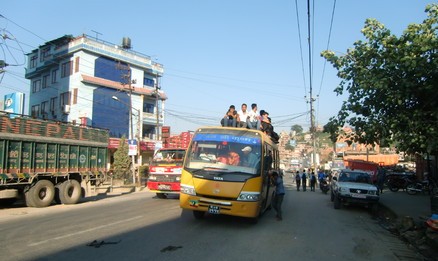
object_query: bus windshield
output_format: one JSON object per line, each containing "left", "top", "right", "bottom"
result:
{"left": 184, "top": 130, "right": 262, "bottom": 180}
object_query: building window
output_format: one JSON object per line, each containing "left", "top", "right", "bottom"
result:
{"left": 32, "top": 80, "right": 41, "bottom": 93}
{"left": 143, "top": 77, "right": 154, "bottom": 87}
{"left": 60, "top": 92, "right": 70, "bottom": 106}
{"left": 72, "top": 88, "right": 78, "bottom": 104}
{"left": 41, "top": 101, "right": 49, "bottom": 115}
{"left": 61, "top": 61, "right": 72, "bottom": 78}
{"left": 50, "top": 97, "right": 58, "bottom": 113}
{"left": 52, "top": 68, "right": 58, "bottom": 83}
{"left": 75, "top": 57, "right": 80, "bottom": 73}
{"left": 30, "top": 55, "right": 38, "bottom": 69}
{"left": 40, "top": 47, "right": 50, "bottom": 62}
{"left": 42, "top": 75, "right": 50, "bottom": 89}
{"left": 143, "top": 102, "right": 154, "bottom": 113}
{"left": 31, "top": 105, "right": 40, "bottom": 118}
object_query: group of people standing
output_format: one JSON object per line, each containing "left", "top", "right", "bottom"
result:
{"left": 221, "top": 103, "right": 279, "bottom": 142}
{"left": 294, "top": 169, "right": 328, "bottom": 192}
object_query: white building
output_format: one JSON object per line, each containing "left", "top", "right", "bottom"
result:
{"left": 25, "top": 34, "right": 166, "bottom": 164}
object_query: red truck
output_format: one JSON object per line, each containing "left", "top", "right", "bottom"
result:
{"left": 344, "top": 159, "right": 379, "bottom": 183}
{"left": 147, "top": 148, "right": 186, "bottom": 199}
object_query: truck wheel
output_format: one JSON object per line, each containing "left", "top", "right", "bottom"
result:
{"left": 57, "top": 180, "right": 82, "bottom": 204}
{"left": 334, "top": 196, "right": 341, "bottom": 209}
{"left": 193, "top": 210, "right": 205, "bottom": 219}
{"left": 25, "top": 180, "right": 55, "bottom": 208}
{"left": 156, "top": 193, "right": 167, "bottom": 199}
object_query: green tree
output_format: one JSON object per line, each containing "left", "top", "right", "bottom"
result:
{"left": 113, "top": 135, "right": 131, "bottom": 183}
{"left": 291, "top": 124, "right": 303, "bottom": 134}
{"left": 321, "top": 4, "right": 438, "bottom": 156}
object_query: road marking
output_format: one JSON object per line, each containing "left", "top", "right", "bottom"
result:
{"left": 28, "top": 215, "right": 143, "bottom": 247}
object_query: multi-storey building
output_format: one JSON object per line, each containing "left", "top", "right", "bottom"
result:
{"left": 25, "top": 34, "right": 166, "bottom": 164}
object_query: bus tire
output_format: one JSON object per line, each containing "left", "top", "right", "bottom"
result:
{"left": 57, "top": 180, "right": 82, "bottom": 205}
{"left": 156, "top": 193, "right": 167, "bottom": 199}
{"left": 193, "top": 210, "right": 205, "bottom": 219}
{"left": 26, "top": 180, "right": 55, "bottom": 208}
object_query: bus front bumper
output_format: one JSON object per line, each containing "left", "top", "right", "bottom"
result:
{"left": 180, "top": 193, "right": 261, "bottom": 218}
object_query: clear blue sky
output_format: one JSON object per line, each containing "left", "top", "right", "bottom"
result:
{"left": 0, "top": 0, "right": 433, "bottom": 134}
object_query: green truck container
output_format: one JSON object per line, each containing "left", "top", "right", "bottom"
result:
{"left": 0, "top": 113, "right": 109, "bottom": 207}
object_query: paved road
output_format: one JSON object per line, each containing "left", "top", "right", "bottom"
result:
{"left": 0, "top": 176, "right": 424, "bottom": 261}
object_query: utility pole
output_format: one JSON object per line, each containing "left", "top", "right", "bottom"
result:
{"left": 155, "top": 73, "right": 160, "bottom": 141}
{"left": 118, "top": 62, "right": 136, "bottom": 185}
{"left": 307, "top": 0, "right": 317, "bottom": 170}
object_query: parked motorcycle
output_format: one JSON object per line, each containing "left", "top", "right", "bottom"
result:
{"left": 386, "top": 175, "right": 416, "bottom": 192}
{"left": 406, "top": 180, "right": 434, "bottom": 195}
{"left": 320, "top": 178, "right": 330, "bottom": 194}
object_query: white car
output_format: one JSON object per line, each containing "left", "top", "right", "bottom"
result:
{"left": 331, "top": 170, "right": 380, "bottom": 213}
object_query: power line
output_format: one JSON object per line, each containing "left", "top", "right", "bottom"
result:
{"left": 294, "top": 0, "right": 308, "bottom": 97}
{"left": 317, "top": 0, "right": 337, "bottom": 97}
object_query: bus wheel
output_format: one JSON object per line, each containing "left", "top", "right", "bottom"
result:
{"left": 57, "top": 180, "right": 82, "bottom": 204}
{"left": 25, "top": 180, "right": 55, "bottom": 208}
{"left": 156, "top": 193, "right": 167, "bottom": 199}
{"left": 193, "top": 210, "right": 205, "bottom": 219}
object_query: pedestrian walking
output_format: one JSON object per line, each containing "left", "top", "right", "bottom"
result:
{"left": 310, "top": 172, "right": 317, "bottom": 191}
{"left": 295, "top": 171, "right": 301, "bottom": 191}
{"left": 377, "top": 165, "right": 386, "bottom": 194}
{"left": 301, "top": 170, "right": 307, "bottom": 192}
{"left": 270, "top": 171, "right": 285, "bottom": 221}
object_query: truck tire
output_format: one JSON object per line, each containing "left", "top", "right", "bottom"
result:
{"left": 25, "top": 180, "right": 55, "bottom": 208}
{"left": 57, "top": 180, "right": 82, "bottom": 204}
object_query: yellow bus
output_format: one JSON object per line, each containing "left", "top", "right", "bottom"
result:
{"left": 179, "top": 127, "right": 280, "bottom": 222}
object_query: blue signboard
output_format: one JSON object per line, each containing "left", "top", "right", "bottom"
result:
{"left": 4, "top": 92, "right": 24, "bottom": 118}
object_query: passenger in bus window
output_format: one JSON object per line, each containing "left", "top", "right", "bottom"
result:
{"left": 228, "top": 151, "right": 240, "bottom": 166}
{"left": 241, "top": 146, "right": 258, "bottom": 167}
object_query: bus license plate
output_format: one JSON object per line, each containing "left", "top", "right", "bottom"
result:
{"left": 208, "top": 205, "right": 220, "bottom": 214}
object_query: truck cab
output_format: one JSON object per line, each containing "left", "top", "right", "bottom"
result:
{"left": 147, "top": 148, "right": 186, "bottom": 199}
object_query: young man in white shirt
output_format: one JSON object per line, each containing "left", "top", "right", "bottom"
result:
{"left": 237, "top": 103, "right": 249, "bottom": 128}
{"left": 247, "top": 103, "right": 261, "bottom": 130}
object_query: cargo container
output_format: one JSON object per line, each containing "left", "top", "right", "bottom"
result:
{"left": 0, "top": 113, "right": 109, "bottom": 207}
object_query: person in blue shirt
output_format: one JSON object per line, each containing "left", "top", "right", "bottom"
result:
{"left": 270, "top": 171, "right": 285, "bottom": 221}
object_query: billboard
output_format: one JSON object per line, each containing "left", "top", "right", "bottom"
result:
{"left": 4, "top": 92, "right": 24, "bottom": 117}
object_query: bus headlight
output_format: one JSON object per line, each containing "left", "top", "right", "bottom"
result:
{"left": 148, "top": 175, "right": 157, "bottom": 181}
{"left": 181, "top": 184, "right": 196, "bottom": 195}
{"left": 176, "top": 176, "right": 181, "bottom": 181}
{"left": 237, "top": 192, "right": 260, "bottom": 201}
